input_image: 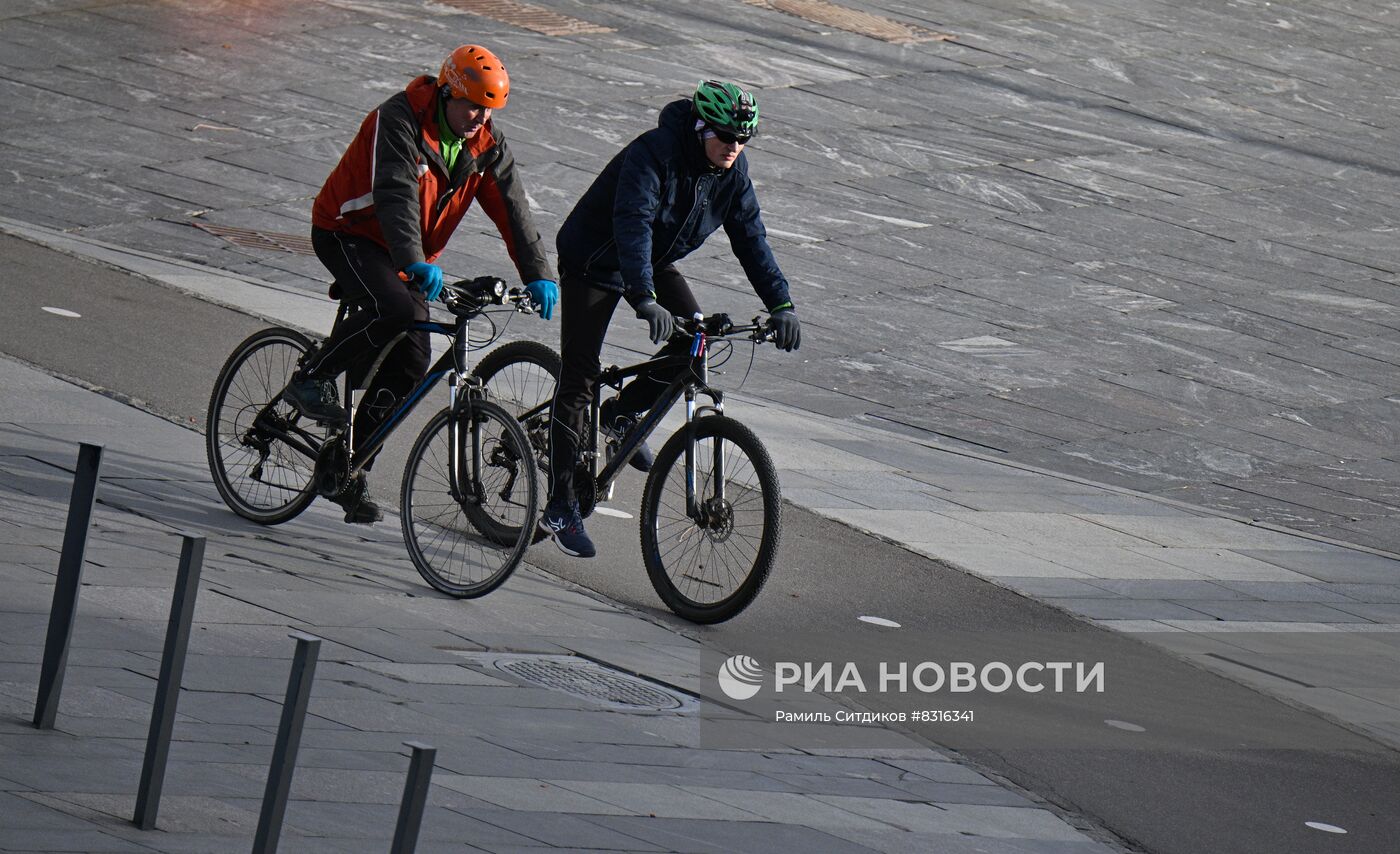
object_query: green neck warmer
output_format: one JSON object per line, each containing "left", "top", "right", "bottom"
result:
{"left": 436, "top": 98, "right": 462, "bottom": 175}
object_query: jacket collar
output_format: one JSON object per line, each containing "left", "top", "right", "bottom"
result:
{"left": 658, "top": 98, "right": 721, "bottom": 175}
{"left": 403, "top": 75, "right": 497, "bottom": 183}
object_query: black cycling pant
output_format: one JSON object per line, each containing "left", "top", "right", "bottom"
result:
{"left": 305, "top": 227, "right": 430, "bottom": 467}
{"left": 548, "top": 265, "right": 700, "bottom": 506}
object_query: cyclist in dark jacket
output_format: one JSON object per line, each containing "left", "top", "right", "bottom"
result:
{"left": 541, "top": 80, "right": 801, "bottom": 558}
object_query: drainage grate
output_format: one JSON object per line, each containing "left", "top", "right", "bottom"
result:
{"left": 744, "top": 0, "right": 953, "bottom": 44}
{"left": 433, "top": 0, "right": 614, "bottom": 36}
{"left": 454, "top": 652, "right": 696, "bottom": 713}
{"left": 191, "top": 222, "right": 316, "bottom": 255}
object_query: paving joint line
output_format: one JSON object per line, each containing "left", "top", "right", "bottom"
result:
{"left": 1203, "top": 652, "right": 1315, "bottom": 688}
{"left": 888, "top": 430, "right": 1400, "bottom": 563}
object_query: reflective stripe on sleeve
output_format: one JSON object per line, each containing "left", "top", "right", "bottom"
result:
{"left": 338, "top": 192, "right": 374, "bottom": 218}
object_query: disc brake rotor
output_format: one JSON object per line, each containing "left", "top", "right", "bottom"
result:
{"left": 704, "top": 498, "right": 735, "bottom": 542}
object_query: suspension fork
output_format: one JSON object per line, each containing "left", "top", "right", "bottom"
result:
{"left": 447, "top": 317, "right": 483, "bottom": 505}
{"left": 684, "top": 370, "right": 725, "bottom": 520}
{"left": 446, "top": 376, "right": 491, "bottom": 505}
{"left": 684, "top": 387, "right": 699, "bottom": 518}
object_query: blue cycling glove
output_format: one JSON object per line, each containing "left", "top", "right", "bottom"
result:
{"left": 525, "top": 279, "right": 558, "bottom": 320}
{"left": 403, "top": 262, "right": 444, "bottom": 302}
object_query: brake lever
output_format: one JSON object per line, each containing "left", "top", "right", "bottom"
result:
{"left": 506, "top": 287, "right": 537, "bottom": 313}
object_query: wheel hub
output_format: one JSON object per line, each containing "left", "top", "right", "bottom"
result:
{"left": 483, "top": 441, "right": 522, "bottom": 504}
{"left": 699, "top": 497, "right": 734, "bottom": 542}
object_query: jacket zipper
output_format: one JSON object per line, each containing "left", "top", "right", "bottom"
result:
{"left": 659, "top": 175, "right": 706, "bottom": 264}
{"left": 586, "top": 172, "right": 711, "bottom": 283}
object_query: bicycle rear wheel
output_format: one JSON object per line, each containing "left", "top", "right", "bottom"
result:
{"left": 401, "top": 401, "right": 537, "bottom": 598}
{"left": 470, "top": 340, "right": 560, "bottom": 543}
{"left": 206, "top": 327, "right": 324, "bottom": 525}
{"left": 640, "top": 415, "right": 781, "bottom": 624}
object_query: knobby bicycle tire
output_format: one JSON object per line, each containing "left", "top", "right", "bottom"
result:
{"left": 640, "top": 415, "right": 781, "bottom": 623}
{"left": 401, "top": 400, "right": 537, "bottom": 598}
{"left": 470, "top": 340, "right": 561, "bottom": 544}
{"left": 206, "top": 327, "right": 322, "bottom": 525}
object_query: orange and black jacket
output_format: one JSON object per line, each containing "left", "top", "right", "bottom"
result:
{"left": 311, "top": 75, "right": 553, "bottom": 283}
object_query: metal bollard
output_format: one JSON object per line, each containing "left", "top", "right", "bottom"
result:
{"left": 252, "top": 632, "right": 321, "bottom": 854}
{"left": 133, "top": 534, "right": 205, "bottom": 830}
{"left": 33, "top": 442, "right": 104, "bottom": 729}
{"left": 390, "top": 742, "right": 437, "bottom": 854}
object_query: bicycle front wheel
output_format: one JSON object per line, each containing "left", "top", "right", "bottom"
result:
{"left": 640, "top": 415, "right": 781, "bottom": 624}
{"left": 206, "top": 327, "right": 324, "bottom": 525}
{"left": 401, "top": 401, "right": 537, "bottom": 598}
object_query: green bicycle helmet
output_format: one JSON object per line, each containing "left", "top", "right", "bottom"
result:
{"left": 692, "top": 80, "right": 759, "bottom": 140}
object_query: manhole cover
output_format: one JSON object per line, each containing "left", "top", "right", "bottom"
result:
{"left": 191, "top": 222, "right": 316, "bottom": 255}
{"left": 453, "top": 652, "right": 696, "bottom": 713}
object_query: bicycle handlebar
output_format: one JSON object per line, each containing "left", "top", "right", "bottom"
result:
{"left": 423, "top": 276, "right": 775, "bottom": 346}
{"left": 438, "top": 276, "right": 537, "bottom": 318}
{"left": 672, "top": 312, "right": 777, "bottom": 345}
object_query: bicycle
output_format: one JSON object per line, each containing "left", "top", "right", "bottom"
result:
{"left": 206, "top": 276, "right": 540, "bottom": 598}
{"left": 472, "top": 313, "right": 784, "bottom": 624}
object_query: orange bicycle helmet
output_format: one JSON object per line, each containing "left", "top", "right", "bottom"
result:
{"left": 438, "top": 45, "right": 509, "bottom": 109}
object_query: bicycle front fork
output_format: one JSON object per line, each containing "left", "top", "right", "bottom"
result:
{"left": 684, "top": 386, "right": 725, "bottom": 519}
{"left": 448, "top": 375, "right": 484, "bottom": 506}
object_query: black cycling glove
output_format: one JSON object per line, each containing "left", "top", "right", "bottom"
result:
{"left": 635, "top": 298, "right": 674, "bottom": 345}
{"left": 771, "top": 307, "right": 800, "bottom": 351}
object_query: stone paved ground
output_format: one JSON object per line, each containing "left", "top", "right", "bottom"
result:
{"left": 0, "top": 0, "right": 1396, "bottom": 552}
{"left": 5, "top": 222, "right": 1400, "bottom": 762}
{"left": 0, "top": 356, "right": 1117, "bottom": 853}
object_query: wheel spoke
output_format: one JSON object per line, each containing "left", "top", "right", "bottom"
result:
{"left": 641, "top": 421, "right": 778, "bottom": 621}
{"left": 403, "top": 405, "right": 535, "bottom": 598}
{"left": 208, "top": 332, "right": 321, "bottom": 524}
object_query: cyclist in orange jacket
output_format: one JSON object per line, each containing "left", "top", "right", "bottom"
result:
{"left": 285, "top": 45, "right": 558, "bottom": 524}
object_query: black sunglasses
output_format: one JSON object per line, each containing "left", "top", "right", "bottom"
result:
{"left": 707, "top": 125, "right": 753, "bottom": 145}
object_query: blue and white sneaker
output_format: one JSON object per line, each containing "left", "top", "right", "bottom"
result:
{"left": 540, "top": 499, "right": 596, "bottom": 558}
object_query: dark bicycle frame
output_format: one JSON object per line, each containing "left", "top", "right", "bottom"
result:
{"left": 250, "top": 283, "right": 517, "bottom": 497}
{"left": 519, "top": 320, "right": 767, "bottom": 518}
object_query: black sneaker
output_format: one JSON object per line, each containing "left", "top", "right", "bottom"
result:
{"left": 540, "top": 498, "right": 596, "bottom": 558}
{"left": 599, "top": 398, "right": 653, "bottom": 473}
{"left": 282, "top": 373, "right": 348, "bottom": 425}
{"left": 334, "top": 473, "right": 383, "bottom": 525}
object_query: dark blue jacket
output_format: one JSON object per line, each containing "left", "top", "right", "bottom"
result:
{"left": 555, "top": 99, "right": 791, "bottom": 310}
